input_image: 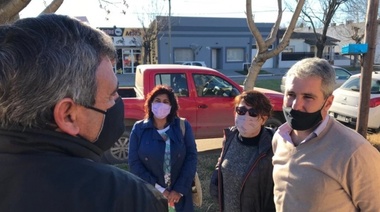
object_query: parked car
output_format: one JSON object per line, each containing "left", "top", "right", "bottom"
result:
{"left": 329, "top": 71, "right": 380, "bottom": 132}
{"left": 280, "top": 65, "right": 352, "bottom": 93}
{"left": 181, "top": 61, "right": 207, "bottom": 67}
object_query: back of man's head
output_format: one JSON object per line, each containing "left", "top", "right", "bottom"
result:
{"left": 0, "top": 14, "right": 116, "bottom": 129}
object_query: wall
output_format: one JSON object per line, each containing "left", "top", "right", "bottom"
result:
{"left": 156, "top": 16, "right": 274, "bottom": 71}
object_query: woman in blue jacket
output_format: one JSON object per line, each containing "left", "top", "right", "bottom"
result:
{"left": 129, "top": 85, "right": 197, "bottom": 212}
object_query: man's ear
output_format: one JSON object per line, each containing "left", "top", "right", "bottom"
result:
{"left": 53, "top": 98, "right": 80, "bottom": 136}
{"left": 324, "top": 95, "right": 335, "bottom": 110}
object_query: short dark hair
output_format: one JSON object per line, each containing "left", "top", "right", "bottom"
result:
{"left": 144, "top": 85, "right": 179, "bottom": 122}
{"left": 234, "top": 90, "right": 272, "bottom": 117}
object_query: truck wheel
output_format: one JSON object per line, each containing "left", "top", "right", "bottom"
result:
{"left": 101, "top": 130, "right": 130, "bottom": 164}
{"left": 264, "top": 117, "right": 282, "bottom": 131}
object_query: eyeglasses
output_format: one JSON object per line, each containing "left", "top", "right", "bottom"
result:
{"left": 235, "top": 106, "right": 258, "bottom": 117}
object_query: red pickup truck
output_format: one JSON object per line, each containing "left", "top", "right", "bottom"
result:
{"left": 102, "top": 64, "right": 285, "bottom": 164}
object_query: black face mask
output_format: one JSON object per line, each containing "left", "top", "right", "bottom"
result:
{"left": 283, "top": 102, "right": 325, "bottom": 131}
{"left": 84, "top": 96, "right": 125, "bottom": 151}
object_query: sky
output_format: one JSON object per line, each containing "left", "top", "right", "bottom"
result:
{"left": 20, "top": 0, "right": 295, "bottom": 28}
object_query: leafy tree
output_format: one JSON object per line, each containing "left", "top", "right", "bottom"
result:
{"left": 243, "top": 0, "right": 305, "bottom": 90}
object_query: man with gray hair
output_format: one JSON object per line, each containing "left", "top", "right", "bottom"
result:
{"left": 272, "top": 57, "right": 380, "bottom": 211}
{"left": 0, "top": 14, "right": 167, "bottom": 211}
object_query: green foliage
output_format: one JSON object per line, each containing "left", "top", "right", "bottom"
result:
{"left": 255, "top": 79, "right": 282, "bottom": 92}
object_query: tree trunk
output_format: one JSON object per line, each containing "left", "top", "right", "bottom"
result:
{"left": 356, "top": 0, "right": 379, "bottom": 137}
{"left": 243, "top": 57, "right": 265, "bottom": 90}
{"left": 143, "top": 42, "right": 150, "bottom": 64}
{"left": 316, "top": 41, "right": 325, "bottom": 58}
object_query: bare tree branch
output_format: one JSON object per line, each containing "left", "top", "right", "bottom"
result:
{"left": 40, "top": 0, "right": 64, "bottom": 14}
{"left": 246, "top": 0, "right": 265, "bottom": 49}
{"left": 265, "top": 0, "right": 283, "bottom": 47}
{"left": 273, "top": 0, "right": 305, "bottom": 56}
{"left": 243, "top": 0, "right": 305, "bottom": 91}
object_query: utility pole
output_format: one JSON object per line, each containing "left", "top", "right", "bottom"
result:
{"left": 168, "top": 0, "right": 172, "bottom": 63}
{"left": 356, "top": 0, "right": 379, "bottom": 137}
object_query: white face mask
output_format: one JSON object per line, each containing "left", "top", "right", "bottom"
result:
{"left": 235, "top": 114, "right": 262, "bottom": 137}
{"left": 152, "top": 102, "right": 171, "bottom": 119}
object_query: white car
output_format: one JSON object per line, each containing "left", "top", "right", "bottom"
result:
{"left": 329, "top": 71, "right": 380, "bottom": 132}
{"left": 181, "top": 61, "right": 207, "bottom": 67}
{"left": 280, "top": 66, "right": 352, "bottom": 93}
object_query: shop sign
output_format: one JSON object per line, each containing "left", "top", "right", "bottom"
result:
{"left": 113, "top": 36, "right": 142, "bottom": 47}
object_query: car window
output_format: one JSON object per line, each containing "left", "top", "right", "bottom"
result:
{"left": 341, "top": 77, "right": 380, "bottom": 94}
{"left": 193, "top": 62, "right": 202, "bottom": 66}
{"left": 193, "top": 74, "right": 238, "bottom": 97}
{"left": 371, "top": 80, "right": 380, "bottom": 94}
{"left": 154, "top": 73, "right": 189, "bottom": 97}
{"left": 334, "top": 68, "right": 351, "bottom": 80}
{"left": 341, "top": 77, "right": 360, "bottom": 92}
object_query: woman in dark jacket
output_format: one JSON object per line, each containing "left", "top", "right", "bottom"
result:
{"left": 129, "top": 85, "right": 197, "bottom": 212}
{"left": 210, "top": 90, "right": 275, "bottom": 212}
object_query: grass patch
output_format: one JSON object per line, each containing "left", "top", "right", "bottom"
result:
{"left": 236, "top": 79, "right": 282, "bottom": 93}
{"left": 194, "top": 152, "right": 220, "bottom": 212}
{"left": 367, "top": 133, "right": 380, "bottom": 150}
{"left": 255, "top": 79, "right": 282, "bottom": 92}
{"left": 114, "top": 152, "right": 220, "bottom": 212}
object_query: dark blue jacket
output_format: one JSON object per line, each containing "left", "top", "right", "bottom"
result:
{"left": 129, "top": 117, "right": 197, "bottom": 212}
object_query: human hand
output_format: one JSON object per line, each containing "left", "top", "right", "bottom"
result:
{"left": 163, "top": 189, "right": 170, "bottom": 199}
{"left": 167, "top": 190, "right": 182, "bottom": 203}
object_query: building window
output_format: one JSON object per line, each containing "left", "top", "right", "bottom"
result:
{"left": 226, "top": 48, "right": 244, "bottom": 62}
{"left": 174, "top": 48, "right": 193, "bottom": 63}
{"left": 252, "top": 44, "right": 273, "bottom": 49}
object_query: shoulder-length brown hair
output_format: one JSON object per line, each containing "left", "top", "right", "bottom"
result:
{"left": 144, "top": 85, "right": 179, "bottom": 122}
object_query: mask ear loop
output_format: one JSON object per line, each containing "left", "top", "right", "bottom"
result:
{"left": 86, "top": 106, "right": 107, "bottom": 114}
{"left": 78, "top": 105, "right": 107, "bottom": 142}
